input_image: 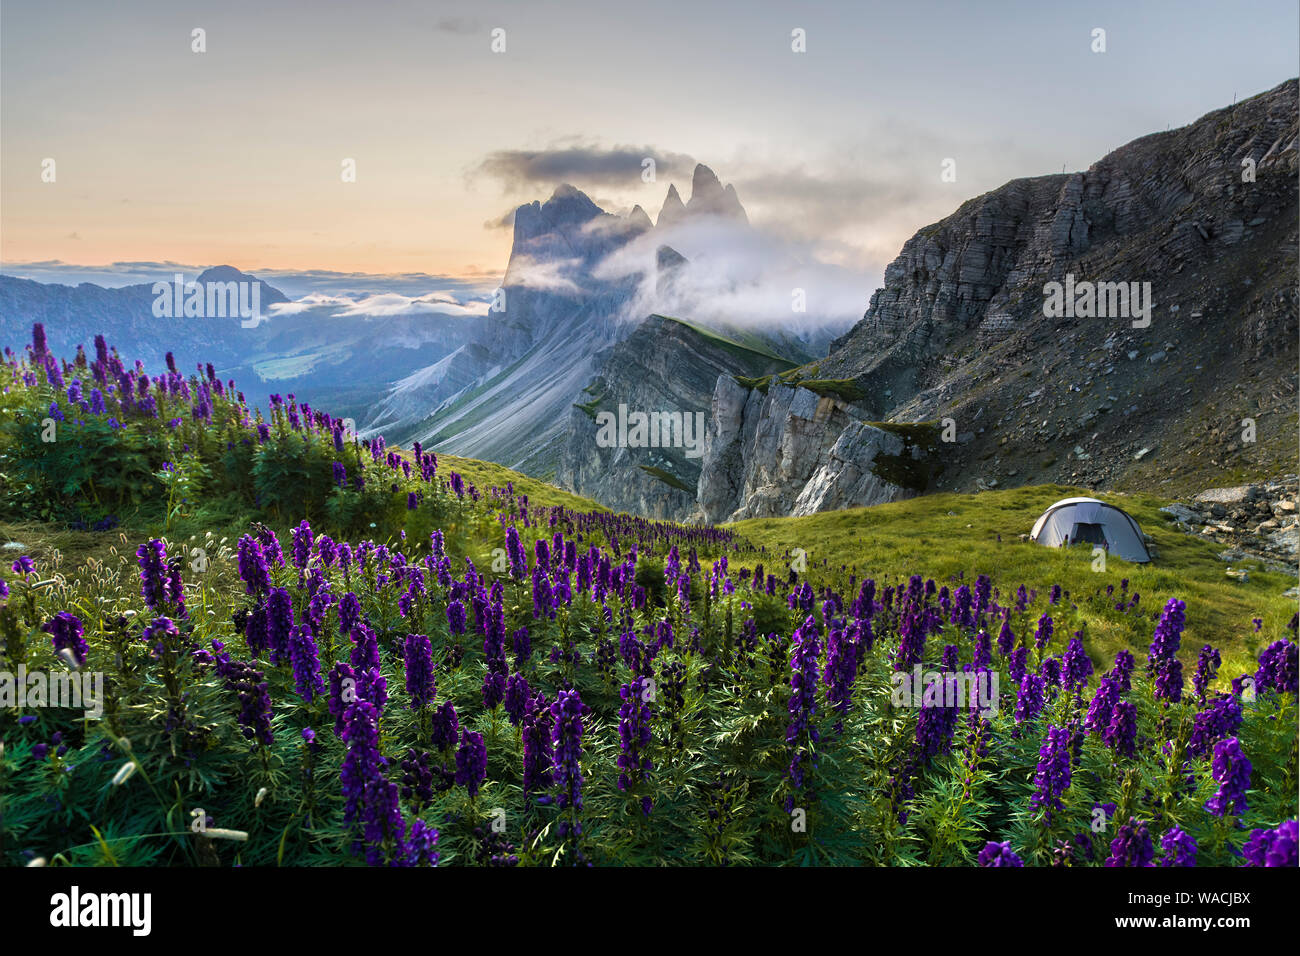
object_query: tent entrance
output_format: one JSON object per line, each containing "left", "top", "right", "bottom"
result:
{"left": 1070, "top": 523, "right": 1108, "bottom": 546}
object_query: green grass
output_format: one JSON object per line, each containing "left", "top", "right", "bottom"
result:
{"left": 793, "top": 378, "right": 867, "bottom": 402}
{"left": 0, "top": 450, "right": 609, "bottom": 600}
{"left": 733, "top": 374, "right": 773, "bottom": 393}
{"left": 728, "top": 484, "right": 1296, "bottom": 679}
{"left": 656, "top": 315, "right": 798, "bottom": 368}
{"left": 638, "top": 464, "right": 694, "bottom": 494}
{"left": 419, "top": 452, "right": 609, "bottom": 513}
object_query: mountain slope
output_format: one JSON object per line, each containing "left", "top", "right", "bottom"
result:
{"left": 0, "top": 266, "right": 475, "bottom": 416}
{"left": 0, "top": 266, "right": 287, "bottom": 370}
{"left": 557, "top": 314, "right": 796, "bottom": 518}
{"left": 696, "top": 78, "right": 1299, "bottom": 518}
{"left": 366, "top": 166, "right": 765, "bottom": 482}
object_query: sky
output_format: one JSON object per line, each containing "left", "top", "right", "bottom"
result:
{"left": 2, "top": 0, "right": 1296, "bottom": 299}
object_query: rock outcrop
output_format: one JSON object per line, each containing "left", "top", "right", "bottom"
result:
{"left": 693, "top": 377, "right": 941, "bottom": 522}
{"left": 558, "top": 315, "right": 792, "bottom": 519}
{"left": 364, "top": 183, "right": 647, "bottom": 472}
{"left": 1160, "top": 477, "right": 1299, "bottom": 574}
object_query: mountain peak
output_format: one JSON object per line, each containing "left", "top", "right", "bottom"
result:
{"left": 541, "top": 183, "right": 602, "bottom": 219}
{"left": 690, "top": 164, "right": 724, "bottom": 201}
{"left": 512, "top": 184, "right": 606, "bottom": 246}
{"left": 628, "top": 204, "right": 654, "bottom": 231}
{"left": 686, "top": 165, "right": 748, "bottom": 223}
{"left": 656, "top": 244, "right": 688, "bottom": 271}
{"left": 656, "top": 165, "right": 748, "bottom": 227}
{"left": 197, "top": 264, "right": 254, "bottom": 284}
{"left": 657, "top": 183, "right": 687, "bottom": 228}
{"left": 195, "top": 265, "right": 288, "bottom": 303}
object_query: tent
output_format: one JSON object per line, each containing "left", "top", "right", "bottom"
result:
{"left": 1029, "top": 497, "right": 1151, "bottom": 563}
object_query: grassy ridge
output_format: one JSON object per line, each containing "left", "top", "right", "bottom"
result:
{"left": 656, "top": 315, "right": 799, "bottom": 367}
{"left": 729, "top": 484, "right": 1296, "bottom": 678}
{"left": 410, "top": 452, "right": 607, "bottom": 514}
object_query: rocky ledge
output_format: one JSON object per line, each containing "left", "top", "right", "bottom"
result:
{"left": 1159, "top": 477, "right": 1299, "bottom": 577}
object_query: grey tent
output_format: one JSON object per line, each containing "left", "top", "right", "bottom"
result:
{"left": 1030, "top": 497, "right": 1151, "bottom": 563}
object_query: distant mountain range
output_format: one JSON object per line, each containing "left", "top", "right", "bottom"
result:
{"left": 0, "top": 265, "right": 475, "bottom": 419}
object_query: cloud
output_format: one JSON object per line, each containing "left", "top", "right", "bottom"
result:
{"left": 268, "top": 291, "right": 490, "bottom": 319}
{"left": 592, "top": 214, "right": 864, "bottom": 340}
{"left": 467, "top": 128, "right": 982, "bottom": 277}
{"left": 0, "top": 261, "right": 502, "bottom": 298}
{"left": 0, "top": 259, "right": 208, "bottom": 288}
{"left": 484, "top": 207, "right": 516, "bottom": 231}
{"left": 474, "top": 143, "right": 696, "bottom": 194}
{"left": 502, "top": 254, "right": 583, "bottom": 294}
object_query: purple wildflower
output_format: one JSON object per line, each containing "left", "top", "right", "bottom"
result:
{"left": 1106, "top": 817, "right": 1155, "bottom": 867}
{"left": 504, "top": 673, "right": 531, "bottom": 726}
{"left": 289, "top": 623, "right": 325, "bottom": 703}
{"left": 785, "top": 617, "right": 822, "bottom": 803}
{"left": 1015, "top": 673, "right": 1046, "bottom": 726}
{"left": 823, "top": 626, "right": 857, "bottom": 733}
{"left": 340, "top": 700, "right": 404, "bottom": 865}
{"left": 454, "top": 729, "right": 487, "bottom": 798}
{"left": 1241, "top": 820, "right": 1298, "bottom": 867}
{"left": 1030, "top": 724, "right": 1072, "bottom": 817}
{"left": 1193, "top": 644, "right": 1221, "bottom": 702}
{"left": 551, "top": 688, "right": 590, "bottom": 836}
{"left": 1159, "top": 826, "right": 1197, "bottom": 867}
{"left": 522, "top": 692, "right": 554, "bottom": 797}
{"left": 1205, "top": 736, "right": 1251, "bottom": 817}
{"left": 1062, "top": 637, "right": 1093, "bottom": 692}
{"left": 430, "top": 700, "right": 460, "bottom": 752}
{"left": 1255, "top": 639, "right": 1298, "bottom": 695}
{"left": 43, "top": 612, "right": 88, "bottom": 668}
{"left": 1033, "top": 613, "right": 1053, "bottom": 651}
{"left": 617, "top": 677, "right": 655, "bottom": 810}
{"left": 1147, "top": 598, "right": 1186, "bottom": 671}
{"left": 1103, "top": 699, "right": 1138, "bottom": 757}
{"left": 236, "top": 535, "right": 272, "bottom": 597}
{"left": 446, "top": 600, "right": 467, "bottom": 636}
{"left": 403, "top": 634, "right": 435, "bottom": 710}
{"left": 977, "top": 841, "right": 1024, "bottom": 867}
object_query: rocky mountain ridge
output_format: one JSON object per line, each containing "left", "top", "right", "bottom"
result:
{"left": 691, "top": 78, "right": 1299, "bottom": 522}
{"left": 367, "top": 165, "right": 769, "bottom": 479}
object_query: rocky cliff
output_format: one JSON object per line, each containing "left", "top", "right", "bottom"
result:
{"left": 362, "top": 184, "right": 647, "bottom": 473}
{"left": 558, "top": 314, "right": 793, "bottom": 518}
{"left": 693, "top": 78, "right": 1299, "bottom": 519}
{"left": 371, "top": 164, "right": 766, "bottom": 481}
{"left": 693, "top": 375, "right": 941, "bottom": 522}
